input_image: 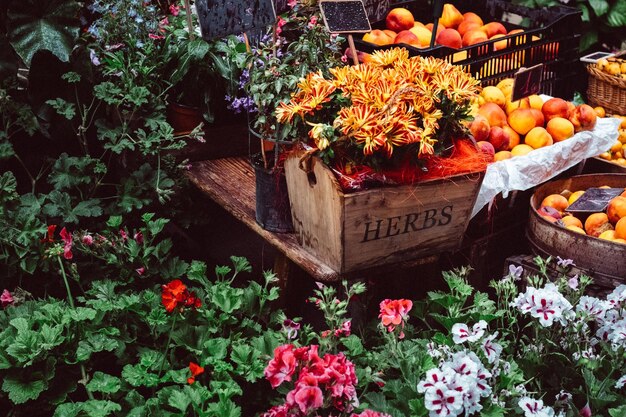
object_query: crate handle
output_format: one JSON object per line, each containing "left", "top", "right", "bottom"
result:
{"left": 297, "top": 149, "right": 319, "bottom": 188}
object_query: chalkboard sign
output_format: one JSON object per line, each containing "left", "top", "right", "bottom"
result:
{"left": 196, "top": 0, "right": 276, "bottom": 40}
{"left": 565, "top": 188, "right": 625, "bottom": 213}
{"left": 512, "top": 64, "right": 543, "bottom": 101}
{"left": 320, "top": 0, "right": 371, "bottom": 34}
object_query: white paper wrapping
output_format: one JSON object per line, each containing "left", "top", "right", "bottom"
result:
{"left": 471, "top": 116, "right": 621, "bottom": 218}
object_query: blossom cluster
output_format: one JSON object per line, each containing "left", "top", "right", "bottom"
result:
{"left": 275, "top": 48, "right": 480, "bottom": 158}
{"left": 161, "top": 279, "right": 201, "bottom": 313}
{"left": 418, "top": 351, "right": 493, "bottom": 417}
{"left": 512, "top": 283, "right": 573, "bottom": 327}
{"left": 379, "top": 298, "right": 412, "bottom": 338}
{"left": 262, "top": 344, "right": 359, "bottom": 416}
{"left": 581, "top": 285, "right": 626, "bottom": 351}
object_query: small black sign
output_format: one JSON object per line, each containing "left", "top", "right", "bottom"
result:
{"left": 196, "top": 0, "right": 276, "bottom": 40}
{"left": 511, "top": 64, "right": 543, "bottom": 101}
{"left": 565, "top": 188, "right": 625, "bottom": 213}
{"left": 320, "top": 0, "right": 371, "bottom": 34}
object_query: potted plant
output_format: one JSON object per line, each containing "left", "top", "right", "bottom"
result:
{"left": 229, "top": 0, "right": 345, "bottom": 232}
{"left": 275, "top": 47, "right": 491, "bottom": 272}
{"left": 162, "top": 1, "right": 245, "bottom": 135}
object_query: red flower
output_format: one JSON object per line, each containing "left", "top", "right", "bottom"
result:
{"left": 41, "top": 225, "right": 57, "bottom": 243}
{"left": 59, "top": 227, "right": 73, "bottom": 260}
{"left": 187, "top": 361, "right": 204, "bottom": 384}
{"left": 161, "top": 280, "right": 200, "bottom": 313}
{"left": 379, "top": 299, "right": 412, "bottom": 337}
{"left": 265, "top": 344, "right": 297, "bottom": 388}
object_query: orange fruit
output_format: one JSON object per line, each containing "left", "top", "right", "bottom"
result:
{"left": 561, "top": 215, "right": 583, "bottom": 229}
{"left": 615, "top": 217, "right": 626, "bottom": 239}
{"left": 511, "top": 144, "right": 533, "bottom": 156}
{"left": 584, "top": 212, "right": 613, "bottom": 237}
{"left": 607, "top": 196, "right": 626, "bottom": 224}
{"left": 598, "top": 230, "right": 616, "bottom": 240}
{"left": 568, "top": 190, "right": 585, "bottom": 205}
{"left": 567, "top": 225, "right": 586, "bottom": 234}
{"left": 546, "top": 117, "right": 575, "bottom": 142}
{"left": 540, "top": 194, "right": 569, "bottom": 213}
{"left": 525, "top": 127, "right": 554, "bottom": 149}
{"left": 593, "top": 106, "right": 605, "bottom": 118}
{"left": 494, "top": 150, "right": 513, "bottom": 161}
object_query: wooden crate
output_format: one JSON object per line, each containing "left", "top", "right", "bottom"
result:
{"left": 285, "top": 154, "right": 485, "bottom": 274}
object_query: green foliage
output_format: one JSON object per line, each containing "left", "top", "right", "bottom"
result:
{"left": 6, "top": 0, "right": 80, "bottom": 66}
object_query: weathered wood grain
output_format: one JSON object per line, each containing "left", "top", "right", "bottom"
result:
{"left": 187, "top": 157, "right": 342, "bottom": 281}
{"left": 285, "top": 154, "right": 484, "bottom": 274}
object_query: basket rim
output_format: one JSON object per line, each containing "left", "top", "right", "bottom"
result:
{"left": 586, "top": 64, "right": 626, "bottom": 89}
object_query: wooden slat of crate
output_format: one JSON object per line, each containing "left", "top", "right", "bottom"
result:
{"left": 186, "top": 157, "right": 440, "bottom": 282}
{"left": 285, "top": 155, "right": 484, "bottom": 274}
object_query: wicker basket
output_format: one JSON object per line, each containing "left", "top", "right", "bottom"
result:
{"left": 586, "top": 55, "right": 626, "bottom": 115}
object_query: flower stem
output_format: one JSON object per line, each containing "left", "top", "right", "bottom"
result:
{"left": 58, "top": 256, "right": 94, "bottom": 400}
{"left": 57, "top": 256, "right": 75, "bottom": 309}
{"left": 157, "top": 314, "right": 178, "bottom": 379}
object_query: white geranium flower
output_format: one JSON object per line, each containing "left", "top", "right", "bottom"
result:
{"left": 607, "top": 285, "right": 626, "bottom": 308}
{"left": 514, "top": 284, "right": 573, "bottom": 327}
{"left": 451, "top": 320, "right": 488, "bottom": 344}
{"left": 576, "top": 296, "right": 610, "bottom": 320}
{"left": 418, "top": 368, "right": 450, "bottom": 393}
{"left": 615, "top": 374, "right": 626, "bottom": 389}
{"left": 424, "top": 382, "right": 463, "bottom": 417}
{"left": 518, "top": 397, "right": 555, "bottom": 417}
{"left": 481, "top": 332, "right": 503, "bottom": 364}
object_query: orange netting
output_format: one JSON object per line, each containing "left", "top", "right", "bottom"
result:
{"left": 332, "top": 139, "right": 490, "bottom": 192}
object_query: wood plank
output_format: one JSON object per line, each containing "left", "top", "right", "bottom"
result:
{"left": 285, "top": 154, "right": 484, "bottom": 274}
{"left": 186, "top": 157, "right": 342, "bottom": 282}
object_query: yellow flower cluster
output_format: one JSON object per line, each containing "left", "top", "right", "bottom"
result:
{"left": 275, "top": 47, "right": 480, "bottom": 158}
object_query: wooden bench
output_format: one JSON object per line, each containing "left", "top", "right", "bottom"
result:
{"left": 186, "top": 157, "right": 438, "bottom": 286}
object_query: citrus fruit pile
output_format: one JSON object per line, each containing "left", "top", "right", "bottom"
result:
{"left": 538, "top": 188, "right": 626, "bottom": 244}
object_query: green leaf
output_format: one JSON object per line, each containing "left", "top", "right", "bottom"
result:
{"left": 204, "top": 338, "right": 229, "bottom": 360}
{"left": 53, "top": 403, "right": 82, "bottom": 417}
{"left": 76, "top": 333, "right": 119, "bottom": 362}
{"left": 230, "top": 256, "right": 252, "bottom": 274}
{"left": 122, "top": 364, "right": 160, "bottom": 388}
{"left": 609, "top": 406, "right": 626, "bottom": 417}
{"left": 168, "top": 390, "right": 190, "bottom": 413}
{"left": 7, "top": 0, "right": 80, "bottom": 65}
{"left": 46, "top": 98, "right": 75, "bottom": 120}
{"left": 81, "top": 400, "right": 121, "bottom": 417}
{"left": 589, "top": 0, "right": 609, "bottom": 16}
{"left": 211, "top": 287, "right": 243, "bottom": 313}
{"left": 207, "top": 398, "right": 240, "bottom": 417}
{"left": 86, "top": 372, "right": 121, "bottom": 394}
{"left": 342, "top": 334, "right": 364, "bottom": 356}
{"left": 187, "top": 260, "right": 207, "bottom": 283}
{"left": 0, "top": 172, "right": 18, "bottom": 203}
{"left": 481, "top": 405, "right": 506, "bottom": 417}
{"left": 106, "top": 215, "right": 123, "bottom": 228}
{"left": 2, "top": 375, "right": 47, "bottom": 404}
{"left": 606, "top": 0, "right": 626, "bottom": 26}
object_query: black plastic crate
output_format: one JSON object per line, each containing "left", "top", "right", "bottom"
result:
{"left": 355, "top": 0, "right": 582, "bottom": 100}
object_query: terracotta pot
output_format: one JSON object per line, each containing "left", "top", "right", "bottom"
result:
{"left": 166, "top": 101, "right": 203, "bottom": 135}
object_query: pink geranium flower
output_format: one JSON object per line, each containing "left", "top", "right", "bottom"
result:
{"left": 59, "top": 227, "right": 73, "bottom": 259}
{"left": 1, "top": 289, "right": 14, "bottom": 308}
{"left": 265, "top": 344, "right": 297, "bottom": 388}
{"left": 292, "top": 375, "right": 324, "bottom": 413}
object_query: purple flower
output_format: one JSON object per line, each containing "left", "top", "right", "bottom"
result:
{"left": 556, "top": 256, "right": 575, "bottom": 268}
{"left": 567, "top": 275, "right": 579, "bottom": 290}
{"left": 89, "top": 49, "right": 101, "bottom": 66}
{"left": 282, "top": 319, "right": 301, "bottom": 340}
